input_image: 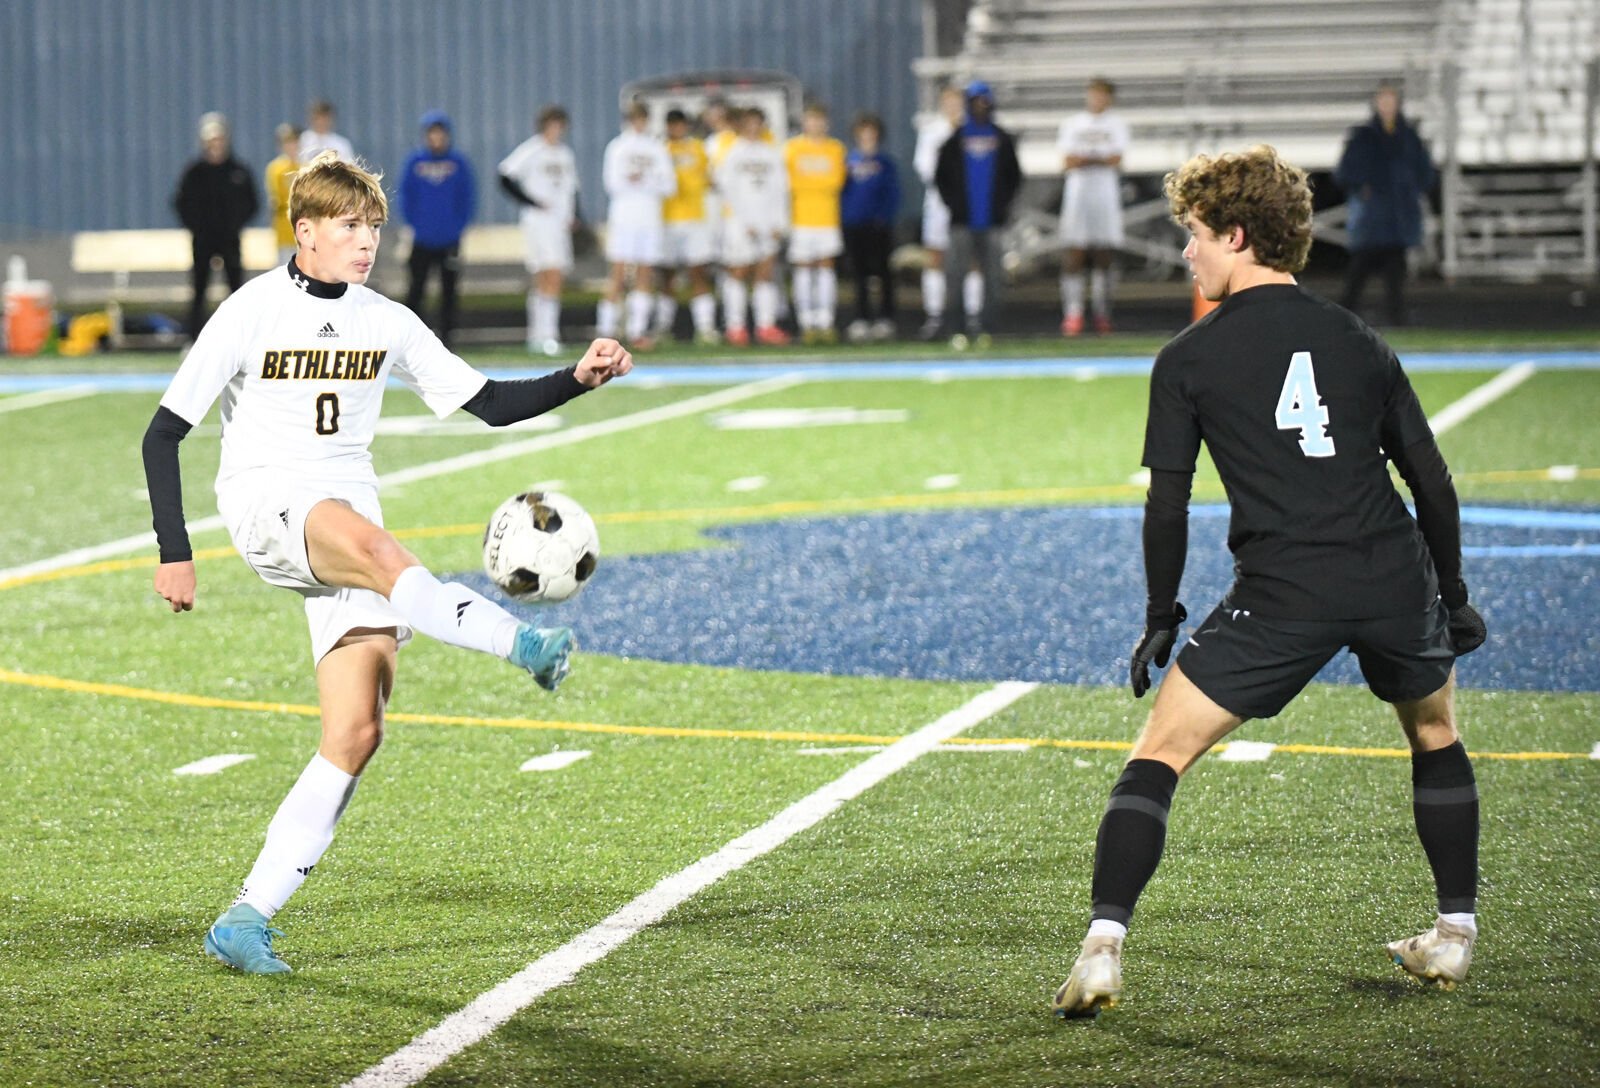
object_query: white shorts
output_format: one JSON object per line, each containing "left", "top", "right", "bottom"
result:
{"left": 787, "top": 225, "right": 843, "bottom": 264}
{"left": 218, "top": 483, "right": 412, "bottom": 664}
{"left": 661, "top": 221, "right": 714, "bottom": 267}
{"left": 1059, "top": 190, "right": 1125, "bottom": 248}
{"left": 721, "top": 221, "right": 782, "bottom": 268}
{"left": 520, "top": 212, "right": 573, "bottom": 274}
{"left": 605, "top": 221, "right": 664, "bottom": 266}
{"left": 922, "top": 193, "right": 951, "bottom": 252}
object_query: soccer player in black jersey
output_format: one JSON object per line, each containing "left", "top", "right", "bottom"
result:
{"left": 1053, "top": 146, "right": 1488, "bottom": 1018}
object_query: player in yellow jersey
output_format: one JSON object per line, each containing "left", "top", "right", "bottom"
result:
{"left": 264, "top": 124, "right": 301, "bottom": 264}
{"left": 784, "top": 103, "right": 848, "bottom": 342}
{"left": 655, "top": 108, "right": 719, "bottom": 344}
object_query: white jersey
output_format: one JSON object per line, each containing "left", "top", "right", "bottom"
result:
{"left": 1057, "top": 110, "right": 1128, "bottom": 207}
{"left": 714, "top": 138, "right": 789, "bottom": 234}
{"left": 914, "top": 115, "right": 954, "bottom": 187}
{"left": 499, "top": 137, "right": 579, "bottom": 224}
{"left": 159, "top": 263, "right": 487, "bottom": 497}
{"left": 602, "top": 128, "right": 675, "bottom": 229}
{"left": 299, "top": 131, "right": 356, "bottom": 163}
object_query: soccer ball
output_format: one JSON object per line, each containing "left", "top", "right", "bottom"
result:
{"left": 481, "top": 490, "right": 600, "bottom": 603}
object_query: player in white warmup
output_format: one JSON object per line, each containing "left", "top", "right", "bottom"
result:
{"left": 1057, "top": 78, "right": 1130, "bottom": 335}
{"left": 598, "top": 101, "right": 676, "bottom": 348}
{"left": 713, "top": 106, "right": 791, "bottom": 346}
{"left": 141, "top": 153, "right": 632, "bottom": 974}
{"left": 914, "top": 85, "right": 979, "bottom": 340}
{"left": 499, "top": 104, "right": 582, "bottom": 355}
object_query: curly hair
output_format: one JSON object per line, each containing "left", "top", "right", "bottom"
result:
{"left": 1164, "top": 145, "right": 1313, "bottom": 273}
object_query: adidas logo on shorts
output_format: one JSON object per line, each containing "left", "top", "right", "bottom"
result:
{"left": 317, "top": 322, "right": 338, "bottom": 338}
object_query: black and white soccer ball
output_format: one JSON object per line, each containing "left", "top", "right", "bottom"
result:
{"left": 481, "top": 490, "right": 600, "bottom": 603}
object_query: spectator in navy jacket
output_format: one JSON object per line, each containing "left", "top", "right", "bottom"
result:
{"left": 933, "top": 81, "right": 1022, "bottom": 343}
{"left": 1335, "top": 83, "right": 1436, "bottom": 326}
{"left": 841, "top": 113, "right": 902, "bottom": 341}
{"left": 400, "top": 110, "right": 477, "bottom": 345}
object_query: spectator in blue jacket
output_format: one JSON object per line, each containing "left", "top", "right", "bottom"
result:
{"left": 841, "top": 113, "right": 902, "bottom": 341}
{"left": 400, "top": 110, "right": 476, "bottom": 345}
{"left": 933, "top": 81, "right": 1022, "bottom": 344}
{"left": 1335, "top": 83, "right": 1436, "bottom": 326}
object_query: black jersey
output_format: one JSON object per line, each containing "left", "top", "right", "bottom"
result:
{"left": 1142, "top": 283, "right": 1438, "bottom": 620}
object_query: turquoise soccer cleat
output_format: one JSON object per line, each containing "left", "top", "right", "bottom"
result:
{"left": 203, "top": 904, "right": 291, "bottom": 974}
{"left": 510, "top": 624, "right": 575, "bottom": 692}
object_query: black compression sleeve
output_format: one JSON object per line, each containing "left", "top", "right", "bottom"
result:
{"left": 1391, "top": 437, "right": 1466, "bottom": 606}
{"left": 141, "top": 406, "right": 194, "bottom": 563}
{"left": 460, "top": 368, "right": 588, "bottom": 427}
{"left": 1143, "top": 469, "right": 1193, "bottom": 624}
{"left": 499, "top": 174, "right": 543, "bottom": 209}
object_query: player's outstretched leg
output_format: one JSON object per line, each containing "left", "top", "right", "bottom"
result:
{"left": 204, "top": 904, "right": 291, "bottom": 974}
{"left": 386, "top": 566, "right": 574, "bottom": 691}
{"left": 1386, "top": 917, "right": 1475, "bottom": 989}
{"left": 1052, "top": 934, "right": 1122, "bottom": 1018}
{"left": 509, "top": 624, "right": 575, "bottom": 691}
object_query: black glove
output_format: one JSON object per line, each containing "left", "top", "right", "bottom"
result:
{"left": 1447, "top": 602, "right": 1487, "bottom": 656}
{"left": 1130, "top": 602, "right": 1186, "bottom": 698}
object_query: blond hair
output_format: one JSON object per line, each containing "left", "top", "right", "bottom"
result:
{"left": 288, "top": 150, "right": 388, "bottom": 229}
{"left": 1164, "top": 145, "right": 1313, "bottom": 273}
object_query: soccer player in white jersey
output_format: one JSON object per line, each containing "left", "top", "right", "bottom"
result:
{"left": 1057, "top": 78, "right": 1130, "bottom": 335}
{"left": 599, "top": 101, "right": 676, "bottom": 349}
{"left": 500, "top": 105, "right": 581, "bottom": 355}
{"left": 141, "top": 153, "right": 632, "bottom": 974}
{"left": 914, "top": 86, "right": 978, "bottom": 339}
{"left": 298, "top": 98, "right": 355, "bottom": 164}
{"left": 714, "top": 107, "right": 791, "bottom": 346}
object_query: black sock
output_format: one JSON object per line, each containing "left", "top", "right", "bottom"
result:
{"left": 1411, "top": 740, "right": 1479, "bottom": 915}
{"left": 1089, "top": 759, "right": 1180, "bottom": 926}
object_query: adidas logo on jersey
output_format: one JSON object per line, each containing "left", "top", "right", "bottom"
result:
{"left": 317, "top": 322, "right": 339, "bottom": 338}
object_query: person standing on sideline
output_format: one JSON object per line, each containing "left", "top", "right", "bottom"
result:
{"left": 1052, "top": 145, "right": 1486, "bottom": 1019}
{"left": 499, "top": 105, "right": 581, "bottom": 356}
{"left": 914, "top": 85, "right": 968, "bottom": 339}
{"left": 143, "top": 152, "right": 633, "bottom": 975}
{"left": 714, "top": 106, "right": 790, "bottom": 346}
{"left": 933, "top": 81, "right": 1022, "bottom": 346}
{"left": 399, "top": 110, "right": 476, "bottom": 348}
{"left": 1336, "top": 82, "right": 1436, "bottom": 326}
{"left": 655, "top": 107, "right": 719, "bottom": 345}
{"left": 784, "top": 102, "right": 849, "bottom": 343}
{"left": 598, "top": 101, "right": 675, "bottom": 349}
{"left": 841, "top": 112, "right": 901, "bottom": 342}
{"left": 1057, "top": 78, "right": 1130, "bottom": 335}
{"left": 299, "top": 98, "right": 355, "bottom": 163}
{"left": 173, "top": 112, "right": 259, "bottom": 340}
{"left": 264, "top": 124, "right": 302, "bottom": 265}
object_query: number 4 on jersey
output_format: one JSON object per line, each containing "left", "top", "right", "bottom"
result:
{"left": 1275, "top": 351, "right": 1335, "bottom": 457}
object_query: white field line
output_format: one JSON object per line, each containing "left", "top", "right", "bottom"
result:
{"left": 1216, "top": 741, "right": 1276, "bottom": 763}
{"left": 1428, "top": 362, "right": 1537, "bottom": 437}
{"left": 0, "top": 374, "right": 802, "bottom": 585}
{"left": 519, "top": 750, "right": 591, "bottom": 772}
{"left": 1590, "top": 742, "right": 1599, "bottom": 760}
{"left": 173, "top": 753, "right": 255, "bottom": 776}
{"left": 0, "top": 384, "right": 100, "bottom": 415}
{"left": 343, "top": 680, "right": 1038, "bottom": 1088}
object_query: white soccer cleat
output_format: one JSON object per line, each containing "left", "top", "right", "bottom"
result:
{"left": 1386, "top": 918, "right": 1475, "bottom": 990}
{"left": 1052, "top": 935, "right": 1123, "bottom": 1019}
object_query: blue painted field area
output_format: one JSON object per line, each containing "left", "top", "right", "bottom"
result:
{"left": 462, "top": 504, "right": 1600, "bottom": 696}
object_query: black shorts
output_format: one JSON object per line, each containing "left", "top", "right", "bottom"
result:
{"left": 1175, "top": 599, "right": 1455, "bottom": 720}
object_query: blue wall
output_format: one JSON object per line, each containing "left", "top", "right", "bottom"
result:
{"left": 4, "top": 0, "right": 924, "bottom": 235}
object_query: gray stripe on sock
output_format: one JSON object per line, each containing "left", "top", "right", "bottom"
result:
{"left": 1413, "top": 785, "right": 1479, "bottom": 806}
{"left": 1438, "top": 896, "right": 1476, "bottom": 914}
{"left": 1106, "top": 795, "right": 1171, "bottom": 824}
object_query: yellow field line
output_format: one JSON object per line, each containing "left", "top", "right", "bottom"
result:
{"left": 0, "top": 666, "right": 1590, "bottom": 762}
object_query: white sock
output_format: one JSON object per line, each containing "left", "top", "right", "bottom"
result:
{"left": 1090, "top": 269, "right": 1110, "bottom": 318}
{"left": 596, "top": 297, "right": 619, "bottom": 337}
{"left": 625, "top": 290, "right": 653, "bottom": 340}
{"left": 1063, "top": 274, "right": 1085, "bottom": 320}
{"left": 963, "top": 270, "right": 984, "bottom": 319}
{"left": 722, "top": 277, "right": 748, "bottom": 331}
{"left": 1438, "top": 911, "right": 1477, "bottom": 935}
{"left": 690, "top": 291, "right": 716, "bottom": 334}
{"left": 792, "top": 267, "right": 815, "bottom": 330}
{"left": 753, "top": 281, "right": 779, "bottom": 329}
{"left": 525, "top": 293, "right": 539, "bottom": 345}
{"left": 817, "top": 266, "right": 837, "bottom": 329}
{"left": 922, "top": 268, "right": 945, "bottom": 318}
{"left": 388, "top": 566, "right": 520, "bottom": 659}
{"left": 538, "top": 294, "right": 561, "bottom": 342}
{"left": 654, "top": 293, "right": 677, "bottom": 335}
{"left": 1086, "top": 918, "right": 1128, "bottom": 942}
{"left": 237, "top": 754, "right": 358, "bottom": 918}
